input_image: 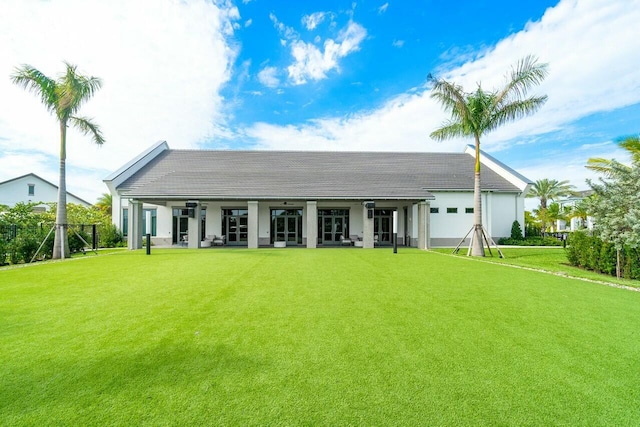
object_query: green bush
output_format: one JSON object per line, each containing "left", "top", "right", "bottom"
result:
{"left": 498, "top": 236, "right": 563, "bottom": 246}
{"left": 566, "top": 230, "right": 640, "bottom": 279}
{"left": 99, "top": 223, "right": 124, "bottom": 248}
{"left": 510, "top": 220, "right": 524, "bottom": 239}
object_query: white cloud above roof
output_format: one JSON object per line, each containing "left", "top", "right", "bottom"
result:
{"left": 287, "top": 21, "right": 367, "bottom": 85}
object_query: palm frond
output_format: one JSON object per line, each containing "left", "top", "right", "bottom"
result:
{"left": 10, "top": 65, "right": 58, "bottom": 114}
{"left": 430, "top": 122, "right": 466, "bottom": 141}
{"left": 429, "top": 76, "right": 470, "bottom": 122}
{"left": 496, "top": 55, "right": 549, "bottom": 105}
{"left": 489, "top": 95, "right": 548, "bottom": 131}
{"left": 616, "top": 135, "right": 640, "bottom": 163}
{"left": 70, "top": 116, "right": 105, "bottom": 145}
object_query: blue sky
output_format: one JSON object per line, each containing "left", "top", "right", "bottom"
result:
{"left": 1, "top": 0, "right": 639, "bottom": 205}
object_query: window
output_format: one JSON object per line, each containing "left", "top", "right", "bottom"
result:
{"left": 446, "top": 207, "right": 458, "bottom": 214}
{"left": 28, "top": 184, "right": 35, "bottom": 196}
{"left": 122, "top": 208, "right": 129, "bottom": 236}
{"left": 142, "top": 209, "right": 157, "bottom": 236}
{"left": 430, "top": 207, "right": 439, "bottom": 214}
{"left": 465, "top": 208, "right": 474, "bottom": 214}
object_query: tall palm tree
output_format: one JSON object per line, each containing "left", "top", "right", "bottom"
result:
{"left": 95, "top": 193, "right": 113, "bottom": 218}
{"left": 586, "top": 135, "right": 640, "bottom": 176}
{"left": 526, "top": 178, "right": 575, "bottom": 210}
{"left": 430, "top": 55, "right": 548, "bottom": 256}
{"left": 11, "top": 62, "right": 104, "bottom": 259}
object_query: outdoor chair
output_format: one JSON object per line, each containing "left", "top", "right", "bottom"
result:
{"left": 340, "top": 235, "right": 352, "bottom": 246}
{"left": 212, "top": 235, "right": 225, "bottom": 246}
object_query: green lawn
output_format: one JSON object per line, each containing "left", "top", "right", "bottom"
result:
{"left": 433, "top": 247, "right": 640, "bottom": 288}
{"left": 2, "top": 248, "right": 639, "bottom": 425}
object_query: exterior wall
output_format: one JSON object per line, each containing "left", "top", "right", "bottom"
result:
{"left": 429, "top": 191, "right": 523, "bottom": 247}
{"left": 0, "top": 174, "right": 91, "bottom": 208}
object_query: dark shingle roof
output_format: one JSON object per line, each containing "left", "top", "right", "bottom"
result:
{"left": 116, "top": 150, "right": 522, "bottom": 200}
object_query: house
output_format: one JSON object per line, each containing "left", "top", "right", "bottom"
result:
{"left": 0, "top": 173, "right": 92, "bottom": 211}
{"left": 104, "top": 141, "right": 532, "bottom": 249}
{"left": 556, "top": 190, "right": 594, "bottom": 231}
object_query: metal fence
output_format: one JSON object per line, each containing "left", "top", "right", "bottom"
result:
{"left": 0, "top": 223, "right": 99, "bottom": 249}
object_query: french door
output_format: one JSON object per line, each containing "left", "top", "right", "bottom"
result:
{"left": 223, "top": 209, "right": 248, "bottom": 246}
{"left": 374, "top": 209, "right": 394, "bottom": 245}
{"left": 271, "top": 209, "right": 302, "bottom": 244}
{"left": 318, "top": 209, "right": 349, "bottom": 245}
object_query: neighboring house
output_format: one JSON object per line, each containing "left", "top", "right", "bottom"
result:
{"left": 104, "top": 141, "right": 532, "bottom": 250}
{"left": 556, "top": 190, "right": 594, "bottom": 231}
{"left": 0, "top": 173, "right": 92, "bottom": 211}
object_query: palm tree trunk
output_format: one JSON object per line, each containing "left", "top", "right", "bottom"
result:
{"left": 472, "top": 137, "right": 484, "bottom": 256}
{"left": 52, "top": 121, "right": 69, "bottom": 259}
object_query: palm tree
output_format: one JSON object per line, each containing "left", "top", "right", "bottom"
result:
{"left": 527, "top": 179, "right": 575, "bottom": 210}
{"left": 95, "top": 193, "right": 113, "bottom": 217}
{"left": 586, "top": 135, "right": 640, "bottom": 176}
{"left": 527, "top": 178, "right": 575, "bottom": 234}
{"left": 11, "top": 62, "right": 104, "bottom": 259}
{"left": 430, "top": 55, "right": 548, "bottom": 256}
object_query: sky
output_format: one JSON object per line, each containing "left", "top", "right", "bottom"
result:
{"left": 1, "top": 0, "right": 639, "bottom": 208}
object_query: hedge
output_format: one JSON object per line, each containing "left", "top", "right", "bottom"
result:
{"left": 566, "top": 230, "right": 640, "bottom": 280}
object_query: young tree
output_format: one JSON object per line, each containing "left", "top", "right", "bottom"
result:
{"left": 11, "top": 62, "right": 104, "bottom": 259}
{"left": 429, "top": 55, "right": 548, "bottom": 256}
{"left": 587, "top": 160, "right": 640, "bottom": 278}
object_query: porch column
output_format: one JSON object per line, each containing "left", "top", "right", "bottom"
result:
{"left": 362, "top": 201, "right": 374, "bottom": 249}
{"left": 187, "top": 201, "right": 202, "bottom": 249}
{"left": 248, "top": 201, "right": 259, "bottom": 248}
{"left": 417, "top": 201, "right": 430, "bottom": 250}
{"left": 306, "top": 201, "right": 317, "bottom": 248}
{"left": 128, "top": 199, "right": 143, "bottom": 250}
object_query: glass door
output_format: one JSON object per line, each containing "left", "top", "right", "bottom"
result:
{"left": 271, "top": 209, "right": 302, "bottom": 244}
{"left": 318, "top": 209, "right": 349, "bottom": 245}
{"left": 223, "top": 209, "right": 248, "bottom": 246}
{"left": 172, "top": 208, "right": 189, "bottom": 244}
{"left": 374, "top": 209, "right": 394, "bottom": 245}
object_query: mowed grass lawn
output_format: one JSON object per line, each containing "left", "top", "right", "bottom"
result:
{"left": 1, "top": 249, "right": 639, "bottom": 425}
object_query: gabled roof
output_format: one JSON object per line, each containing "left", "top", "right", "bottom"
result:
{"left": 109, "top": 145, "right": 528, "bottom": 201}
{"left": 0, "top": 173, "right": 92, "bottom": 206}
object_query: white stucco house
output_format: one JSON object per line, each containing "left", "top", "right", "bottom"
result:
{"left": 104, "top": 141, "right": 532, "bottom": 250}
{"left": 556, "top": 190, "right": 594, "bottom": 231}
{"left": 0, "top": 173, "right": 92, "bottom": 211}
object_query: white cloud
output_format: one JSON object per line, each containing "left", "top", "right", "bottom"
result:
{"left": 392, "top": 39, "right": 405, "bottom": 48}
{"left": 0, "top": 0, "right": 240, "bottom": 202}
{"left": 378, "top": 3, "right": 389, "bottom": 14}
{"left": 245, "top": 18, "right": 253, "bottom": 27}
{"left": 302, "top": 12, "right": 327, "bottom": 30}
{"left": 258, "top": 66, "right": 280, "bottom": 88}
{"left": 287, "top": 21, "right": 367, "bottom": 84}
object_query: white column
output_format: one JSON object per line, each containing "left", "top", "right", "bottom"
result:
{"left": 248, "top": 201, "right": 259, "bottom": 249}
{"left": 362, "top": 202, "right": 374, "bottom": 248}
{"left": 418, "top": 201, "right": 429, "bottom": 250}
{"left": 306, "top": 201, "right": 317, "bottom": 248}
{"left": 187, "top": 202, "right": 202, "bottom": 248}
{"left": 128, "top": 199, "right": 143, "bottom": 250}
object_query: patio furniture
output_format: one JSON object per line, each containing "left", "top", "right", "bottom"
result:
{"left": 340, "top": 235, "right": 352, "bottom": 246}
{"left": 212, "top": 235, "right": 225, "bottom": 246}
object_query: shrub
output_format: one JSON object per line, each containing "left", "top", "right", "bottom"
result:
{"left": 510, "top": 220, "right": 524, "bottom": 240}
{"left": 498, "top": 236, "right": 563, "bottom": 246}
{"left": 99, "top": 223, "right": 124, "bottom": 248}
{"left": 566, "top": 230, "right": 640, "bottom": 279}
